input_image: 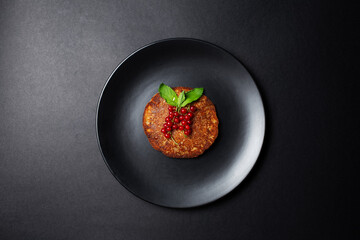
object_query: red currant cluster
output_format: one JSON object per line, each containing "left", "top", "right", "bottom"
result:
{"left": 161, "top": 105, "right": 197, "bottom": 139}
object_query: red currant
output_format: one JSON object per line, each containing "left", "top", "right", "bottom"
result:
{"left": 187, "top": 120, "right": 192, "bottom": 125}
{"left": 180, "top": 108, "right": 187, "bottom": 114}
{"left": 168, "top": 106, "right": 174, "bottom": 111}
{"left": 184, "top": 130, "right": 190, "bottom": 136}
{"left": 185, "top": 125, "right": 191, "bottom": 130}
{"left": 163, "top": 123, "right": 168, "bottom": 128}
{"left": 161, "top": 128, "right": 166, "bottom": 133}
{"left": 167, "top": 121, "right": 173, "bottom": 127}
{"left": 174, "top": 117, "right": 180, "bottom": 123}
{"left": 190, "top": 106, "right": 196, "bottom": 112}
{"left": 179, "top": 115, "right": 184, "bottom": 121}
{"left": 174, "top": 112, "right": 179, "bottom": 117}
{"left": 165, "top": 133, "right": 171, "bottom": 138}
{"left": 169, "top": 112, "right": 174, "bottom": 117}
{"left": 172, "top": 124, "right": 178, "bottom": 130}
{"left": 178, "top": 125, "right": 184, "bottom": 130}
{"left": 181, "top": 120, "right": 187, "bottom": 125}
{"left": 187, "top": 112, "right": 194, "bottom": 118}
{"left": 184, "top": 115, "right": 190, "bottom": 121}
{"left": 166, "top": 126, "right": 172, "bottom": 132}
{"left": 165, "top": 117, "right": 171, "bottom": 122}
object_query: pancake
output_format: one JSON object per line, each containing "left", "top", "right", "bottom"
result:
{"left": 143, "top": 87, "right": 219, "bottom": 158}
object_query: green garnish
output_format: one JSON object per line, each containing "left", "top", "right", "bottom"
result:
{"left": 181, "top": 88, "right": 204, "bottom": 107}
{"left": 158, "top": 83, "right": 203, "bottom": 109}
{"left": 158, "top": 83, "right": 178, "bottom": 106}
{"left": 177, "top": 90, "right": 185, "bottom": 107}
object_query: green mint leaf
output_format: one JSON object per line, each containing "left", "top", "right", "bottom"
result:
{"left": 180, "top": 88, "right": 204, "bottom": 107}
{"left": 158, "top": 83, "right": 178, "bottom": 106}
{"left": 177, "top": 91, "right": 185, "bottom": 107}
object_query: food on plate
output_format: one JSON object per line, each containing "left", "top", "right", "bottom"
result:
{"left": 143, "top": 83, "right": 219, "bottom": 158}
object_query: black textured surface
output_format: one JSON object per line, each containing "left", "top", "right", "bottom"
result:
{"left": 0, "top": 0, "right": 357, "bottom": 239}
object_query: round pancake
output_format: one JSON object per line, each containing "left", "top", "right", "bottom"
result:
{"left": 143, "top": 87, "right": 219, "bottom": 158}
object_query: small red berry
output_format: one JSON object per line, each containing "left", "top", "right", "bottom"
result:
{"left": 190, "top": 106, "right": 196, "bottom": 112}
{"left": 161, "top": 128, "right": 166, "bottom": 133}
{"left": 168, "top": 106, "right": 174, "bottom": 111}
{"left": 165, "top": 133, "right": 171, "bottom": 138}
{"left": 178, "top": 125, "right": 184, "bottom": 130}
{"left": 179, "top": 115, "right": 184, "bottom": 121}
{"left": 169, "top": 111, "right": 174, "bottom": 116}
{"left": 163, "top": 123, "right": 168, "bottom": 128}
{"left": 180, "top": 108, "right": 187, "bottom": 114}
{"left": 165, "top": 117, "right": 171, "bottom": 122}
{"left": 174, "top": 117, "right": 180, "bottom": 123}
{"left": 185, "top": 125, "right": 191, "bottom": 130}
{"left": 181, "top": 120, "right": 187, "bottom": 125}
{"left": 184, "top": 130, "right": 190, "bottom": 136}
{"left": 187, "top": 120, "right": 192, "bottom": 125}
{"left": 174, "top": 112, "right": 179, "bottom": 117}
{"left": 167, "top": 121, "right": 173, "bottom": 127}
{"left": 166, "top": 126, "right": 172, "bottom": 132}
{"left": 184, "top": 115, "right": 190, "bottom": 121}
{"left": 172, "top": 124, "right": 178, "bottom": 130}
{"left": 187, "top": 112, "right": 194, "bottom": 118}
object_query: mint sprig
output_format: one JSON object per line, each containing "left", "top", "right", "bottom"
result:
{"left": 158, "top": 83, "right": 203, "bottom": 109}
{"left": 177, "top": 91, "right": 185, "bottom": 106}
{"left": 180, "top": 88, "right": 203, "bottom": 107}
{"left": 158, "top": 83, "right": 178, "bottom": 106}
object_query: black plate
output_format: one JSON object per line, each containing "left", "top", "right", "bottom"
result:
{"left": 96, "top": 38, "right": 265, "bottom": 208}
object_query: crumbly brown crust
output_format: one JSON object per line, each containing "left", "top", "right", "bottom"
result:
{"left": 143, "top": 87, "right": 219, "bottom": 158}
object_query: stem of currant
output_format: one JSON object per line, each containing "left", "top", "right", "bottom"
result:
{"left": 171, "top": 136, "right": 178, "bottom": 145}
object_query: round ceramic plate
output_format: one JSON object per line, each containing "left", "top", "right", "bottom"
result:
{"left": 96, "top": 38, "right": 265, "bottom": 208}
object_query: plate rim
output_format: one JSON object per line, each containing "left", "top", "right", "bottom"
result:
{"left": 96, "top": 37, "right": 266, "bottom": 208}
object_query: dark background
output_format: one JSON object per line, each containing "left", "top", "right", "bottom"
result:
{"left": 0, "top": 0, "right": 357, "bottom": 239}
